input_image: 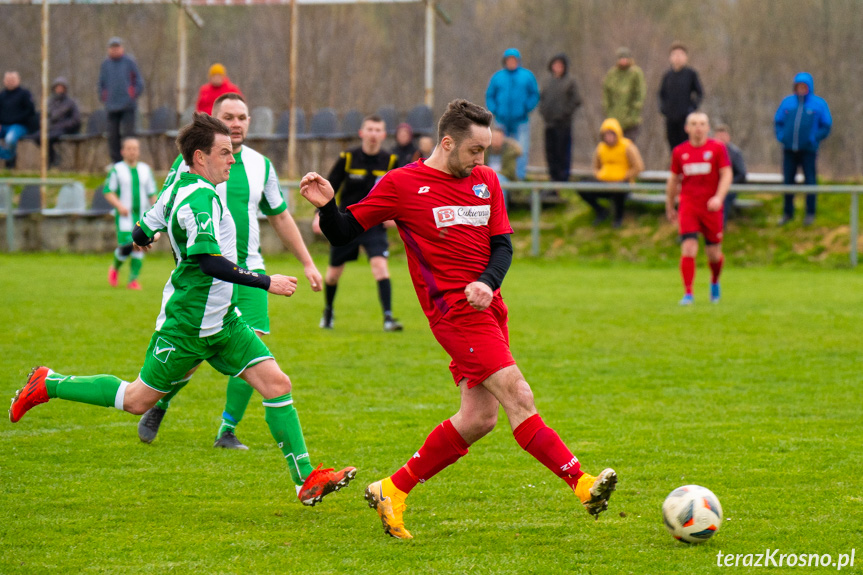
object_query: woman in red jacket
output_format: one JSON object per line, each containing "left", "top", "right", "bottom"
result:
{"left": 195, "top": 63, "right": 243, "bottom": 114}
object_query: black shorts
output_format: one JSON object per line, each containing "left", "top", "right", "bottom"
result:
{"left": 329, "top": 224, "right": 389, "bottom": 267}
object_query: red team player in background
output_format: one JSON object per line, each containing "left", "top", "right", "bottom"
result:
{"left": 300, "top": 99, "right": 616, "bottom": 540}
{"left": 665, "top": 111, "right": 732, "bottom": 305}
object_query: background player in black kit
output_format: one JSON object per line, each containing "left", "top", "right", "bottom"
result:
{"left": 312, "top": 115, "right": 403, "bottom": 331}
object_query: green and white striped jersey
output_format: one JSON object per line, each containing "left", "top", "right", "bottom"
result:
{"left": 162, "top": 145, "right": 287, "bottom": 270}
{"left": 140, "top": 172, "right": 236, "bottom": 338}
{"left": 104, "top": 160, "right": 157, "bottom": 232}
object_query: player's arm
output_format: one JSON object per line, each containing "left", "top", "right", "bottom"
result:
{"left": 267, "top": 210, "right": 322, "bottom": 291}
{"left": 300, "top": 172, "right": 366, "bottom": 246}
{"left": 707, "top": 166, "right": 733, "bottom": 212}
{"left": 195, "top": 254, "right": 297, "bottom": 297}
{"left": 102, "top": 170, "right": 128, "bottom": 216}
{"left": 465, "top": 234, "right": 513, "bottom": 312}
{"left": 665, "top": 172, "right": 681, "bottom": 222}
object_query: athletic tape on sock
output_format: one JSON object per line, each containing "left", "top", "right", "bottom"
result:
{"left": 114, "top": 380, "right": 130, "bottom": 411}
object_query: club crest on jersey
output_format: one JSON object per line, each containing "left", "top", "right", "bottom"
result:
{"left": 704, "top": 150, "right": 713, "bottom": 160}
{"left": 472, "top": 183, "right": 490, "bottom": 199}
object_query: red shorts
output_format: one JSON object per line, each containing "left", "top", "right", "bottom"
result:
{"left": 430, "top": 295, "right": 516, "bottom": 388}
{"left": 678, "top": 200, "right": 724, "bottom": 245}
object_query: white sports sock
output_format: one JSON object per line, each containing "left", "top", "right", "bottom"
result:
{"left": 114, "top": 380, "right": 130, "bottom": 410}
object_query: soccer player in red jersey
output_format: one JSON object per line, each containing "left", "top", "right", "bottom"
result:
{"left": 300, "top": 99, "right": 617, "bottom": 539}
{"left": 665, "top": 111, "right": 732, "bottom": 305}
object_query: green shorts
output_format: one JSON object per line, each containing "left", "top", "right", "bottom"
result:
{"left": 116, "top": 230, "right": 133, "bottom": 245}
{"left": 139, "top": 313, "right": 273, "bottom": 393}
{"left": 236, "top": 270, "right": 270, "bottom": 334}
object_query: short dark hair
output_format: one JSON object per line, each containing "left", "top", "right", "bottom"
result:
{"left": 361, "top": 114, "right": 385, "bottom": 129}
{"left": 670, "top": 41, "right": 688, "bottom": 54}
{"left": 212, "top": 92, "right": 246, "bottom": 115}
{"left": 714, "top": 123, "right": 730, "bottom": 135}
{"left": 437, "top": 99, "right": 493, "bottom": 145}
{"left": 176, "top": 112, "right": 231, "bottom": 166}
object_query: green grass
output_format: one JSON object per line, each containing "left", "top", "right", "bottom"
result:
{"left": 1, "top": 253, "right": 862, "bottom": 574}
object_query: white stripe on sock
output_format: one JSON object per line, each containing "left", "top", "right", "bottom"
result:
{"left": 262, "top": 399, "right": 294, "bottom": 408}
{"left": 114, "top": 380, "right": 130, "bottom": 411}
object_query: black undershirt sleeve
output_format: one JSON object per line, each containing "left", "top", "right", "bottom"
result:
{"left": 318, "top": 198, "right": 366, "bottom": 246}
{"left": 131, "top": 224, "right": 152, "bottom": 247}
{"left": 477, "top": 234, "right": 513, "bottom": 292}
{"left": 196, "top": 254, "right": 271, "bottom": 290}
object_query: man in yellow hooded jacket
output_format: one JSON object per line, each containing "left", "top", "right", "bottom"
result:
{"left": 579, "top": 118, "right": 644, "bottom": 227}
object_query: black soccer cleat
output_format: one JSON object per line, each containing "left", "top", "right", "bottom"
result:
{"left": 214, "top": 429, "right": 249, "bottom": 450}
{"left": 138, "top": 406, "right": 166, "bottom": 444}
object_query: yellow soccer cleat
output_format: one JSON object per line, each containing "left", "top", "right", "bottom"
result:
{"left": 364, "top": 477, "right": 413, "bottom": 539}
{"left": 574, "top": 468, "right": 618, "bottom": 519}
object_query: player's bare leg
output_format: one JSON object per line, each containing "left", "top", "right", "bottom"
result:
{"left": 138, "top": 366, "right": 199, "bottom": 444}
{"left": 706, "top": 243, "right": 724, "bottom": 303}
{"left": 482, "top": 365, "right": 617, "bottom": 518}
{"left": 242, "top": 359, "right": 356, "bottom": 505}
{"left": 680, "top": 236, "right": 699, "bottom": 305}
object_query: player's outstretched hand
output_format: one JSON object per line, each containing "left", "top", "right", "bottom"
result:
{"left": 268, "top": 274, "right": 298, "bottom": 297}
{"left": 304, "top": 264, "right": 323, "bottom": 292}
{"left": 465, "top": 281, "right": 493, "bottom": 311}
{"left": 300, "top": 172, "right": 335, "bottom": 208}
{"left": 134, "top": 231, "right": 161, "bottom": 252}
{"left": 706, "top": 196, "right": 723, "bottom": 212}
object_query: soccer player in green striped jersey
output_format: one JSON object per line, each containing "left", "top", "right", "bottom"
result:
{"left": 10, "top": 113, "right": 355, "bottom": 506}
{"left": 103, "top": 137, "right": 156, "bottom": 290}
{"left": 137, "top": 93, "right": 323, "bottom": 450}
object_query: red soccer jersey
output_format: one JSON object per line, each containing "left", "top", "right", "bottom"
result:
{"left": 347, "top": 159, "right": 514, "bottom": 324}
{"left": 670, "top": 139, "right": 731, "bottom": 203}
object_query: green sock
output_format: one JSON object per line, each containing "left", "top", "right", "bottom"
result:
{"left": 218, "top": 376, "right": 255, "bottom": 438}
{"left": 112, "top": 255, "right": 124, "bottom": 270}
{"left": 129, "top": 257, "right": 143, "bottom": 281}
{"left": 45, "top": 371, "right": 126, "bottom": 409}
{"left": 263, "top": 393, "right": 313, "bottom": 486}
{"left": 155, "top": 379, "right": 189, "bottom": 410}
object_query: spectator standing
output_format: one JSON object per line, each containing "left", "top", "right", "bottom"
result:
{"left": 98, "top": 37, "right": 144, "bottom": 163}
{"left": 658, "top": 42, "right": 704, "bottom": 151}
{"left": 579, "top": 118, "right": 644, "bottom": 227}
{"left": 539, "top": 53, "right": 582, "bottom": 183}
{"left": 774, "top": 72, "right": 832, "bottom": 226}
{"left": 484, "top": 124, "right": 522, "bottom": 183}
{"left": 414, "top": 135, "right": 434, "bottom": 161}
{"left": 0, "top": 71, "right": 38, "bottom": 168}
{"left": 46, "top": 77, "right": 82, "bottom": 167}
{"left": 195, "top": 63, "right": 243, "bottom": 115}
{"left": 713, "top": 124, "right": 746, "bottom": 222}
{"left": 602, "top": 47, "right": 646, "bottom": 141}
{"left": 485, "top": 48, "right": 539, "bottom": 180}
{"left": 393, "top": 123, "right": 418, "bottom": 167}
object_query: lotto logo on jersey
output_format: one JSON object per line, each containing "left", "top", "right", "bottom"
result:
{"left": 682, "top": 162, "right": 713, "bottom": 176}
{"left": 432, "top": 205, "right": 491, "bottom": 228}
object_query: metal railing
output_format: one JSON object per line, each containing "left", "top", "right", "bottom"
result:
{"left": 500, "top": 180, "right": 863, "bottom": 266}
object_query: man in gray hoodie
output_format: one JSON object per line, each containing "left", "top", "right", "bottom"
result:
{"left": 98, "top": 37, "right": 144, "bottom": 163}
{"left": 539, "top": 53, "right": 581, "bottom": 183}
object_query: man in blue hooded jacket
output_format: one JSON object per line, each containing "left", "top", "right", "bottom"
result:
{"left": 485, "top": 48, "right": 539, "bottom": 181}
{"left": 774, "top": 72, "right": 832, "bottom": 226}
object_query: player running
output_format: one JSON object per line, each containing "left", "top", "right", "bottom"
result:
{"left": 300, "top": 99, "right": 616, "bottom": 539}
{"left": 312, "top": 115, "right": 402, "bottom": 332}
{"left": 10, "top": 113, "right": 355, "bottom": 506}
{"left": 665, "top": 111, "right": 732, "bottom": 305}
{"left": 103, "top": 137, "right": 157, "bottom": 290}
{"left": 136, "top": 93, "right": 323, "bottom": 451}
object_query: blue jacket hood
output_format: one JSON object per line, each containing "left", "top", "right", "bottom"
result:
{"left": 502, "top": 48, "right": 521, "bottom": 66}
{"left": 794, "top": 72, "right": 814, "bottom": 94}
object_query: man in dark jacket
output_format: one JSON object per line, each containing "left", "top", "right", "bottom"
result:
{"left": 658, "top": 42, "right": 704, "bottom": 151}
{"left": 98, "top": 37, "right": 144, "bottom": 163}
{"left": 46, "top": 77, "right": 81, "bottom": 167}
{"left": 774, "top": 72, "right": 832, "bottom": 225}
{"left": 0, "top": 71, "right": 37, "bottom": 167}
{"left": 539, "top": 54, "right": 582, "bottom": 183}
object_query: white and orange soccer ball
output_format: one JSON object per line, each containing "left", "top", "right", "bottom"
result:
{"left": 662, "top": 485, "right": 723, "bottom": 544}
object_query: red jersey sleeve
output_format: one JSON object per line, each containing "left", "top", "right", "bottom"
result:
{"left": 670, "top": 146, "right": 683, "bottom": 175}
{"left": 716, "top": 141, "right": 731, "bottom": 170}
{"left": 484, "top": 169, "right": 514, "bottom": 236}
{"left": 346, "top": 172, "right": 399, "bottom": 229}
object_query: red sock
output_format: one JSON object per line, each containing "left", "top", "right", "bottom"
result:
{"left": 390, "top": 419, "right": 469, "bottom": 494}
{"left": 680, "top": 256, "right": 695, "bottom": 295}
{"left": 709, "top": 256, "right": 724, "bottom": 284}
{"left": 513, "top": 414, "right": 582, "bottom": 489}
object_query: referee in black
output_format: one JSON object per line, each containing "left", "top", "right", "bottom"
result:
{"left": 313, "top": 114, "right": 402, "bottom": 331}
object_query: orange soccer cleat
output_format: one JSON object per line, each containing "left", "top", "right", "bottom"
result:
{"left": 297, "top": 464, "right": 357, "bottom": 506}
{"left": 9, "top": 366, "right": 52, "bottom": 423}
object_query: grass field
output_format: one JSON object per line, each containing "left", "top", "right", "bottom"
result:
{"left": 1, "top": 253, "right": 862, "bottom": 574}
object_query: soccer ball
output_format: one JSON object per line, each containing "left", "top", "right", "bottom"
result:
{"left": 662, "top": 485, "right": 723, "bottom": 544}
